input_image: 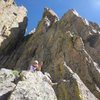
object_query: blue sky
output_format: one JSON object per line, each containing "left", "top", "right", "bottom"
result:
{"left": 15, "top": 0, "right": 100, "bottom": 35}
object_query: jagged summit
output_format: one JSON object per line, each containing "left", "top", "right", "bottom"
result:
{"left": 35, "top": 7, "right": 59, "bottom": 34}
{"left": 61, "top": 8, "right": 90, "bottom": 26}
{"left": 68, "top": 9, "right": 90, "bottom": 26}
{"left": 66, "top": 9, "right": 80, "bottom": 17}
{"left": 43, "top": 7, "right": 59, "bottom": 21}
{"left": 42, "top": 7, "right": 59, "bottom": 27}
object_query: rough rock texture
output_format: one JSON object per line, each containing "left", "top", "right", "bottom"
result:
{"left": 54, "top": 62, "right": 98, "bottom": 100}
{"left": 59, "top": 9, "right": 100, "bottom": 67}
{"left": 0, "top": 0, "right": 27, "bottom": 55}
{"left": 9, "top": 71, "right": 57, "bottom": 100}
{"left": 0, "top": 0, "right": 100, "bottom": 99}
{"left": 0, "top": 68, "right": 57, "bottom": 100}
{"left": 0, "top": 68, "right": 16, "bottom": 100}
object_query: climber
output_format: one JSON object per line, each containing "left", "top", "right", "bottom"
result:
{"left": 29, "top": 60, "right": 43, "bottom": 71}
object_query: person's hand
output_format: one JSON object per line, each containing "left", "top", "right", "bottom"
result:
{"left": 52, "top": 82, "right": 58, "bottom": 86}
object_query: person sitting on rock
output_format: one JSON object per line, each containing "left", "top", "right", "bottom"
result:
{"left": 29, "top": 60, "right": 43, "bottom": 71}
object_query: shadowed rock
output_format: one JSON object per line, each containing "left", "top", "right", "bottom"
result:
{"left": 0, "top": 0, "right": 27, "bottom": 55}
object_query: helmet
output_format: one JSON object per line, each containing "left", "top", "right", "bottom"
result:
{"left": 34, "top": 60, "right": 39, "bottom": 65}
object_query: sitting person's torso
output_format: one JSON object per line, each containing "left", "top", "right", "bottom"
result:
{"left": 29, "top": 65, "right": 37, "bottom": 71}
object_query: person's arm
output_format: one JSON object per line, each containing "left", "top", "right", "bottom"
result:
{"left": 37, "top": 61, "right": 43, "bottom": 71}
{"left": 51, "top": 82, "right": 58, "bottom": 86}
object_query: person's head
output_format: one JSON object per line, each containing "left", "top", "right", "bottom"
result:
{"left": 33, "top": 60, "right": 39, "bottom": 67}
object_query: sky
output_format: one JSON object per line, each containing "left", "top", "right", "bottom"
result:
{"left": 14, "top": 0, "right": 100, "bottom": 35}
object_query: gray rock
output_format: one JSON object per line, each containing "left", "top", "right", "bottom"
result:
{"left": 0, "top": 68, "right": 16, "bottom": 100}
{"left": 0, "top": 68, "right": 15, "bottom": 82}
{"left": 0, "top": 82, "right": 16, "bottom": 100}
{"left": 9, "top": 71, "right": 57, "bottom": 100}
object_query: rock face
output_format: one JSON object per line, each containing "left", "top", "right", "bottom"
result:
{"left": 9, "top": 71, "right": 57, "bottom": 100}
{"left": 0, "top": 68, "right": 16, "bottom": 100}
{"left": 0, "top": 68, "right": 57, "bottom": 100}
{"left": 0, "top": 0, "right": 100, "bottom": 100}
{"left": 55, "top": 62, "right": 98, "bottom": 100}
{"left": 0, "top": 0, "right": 27, "bottom": 55}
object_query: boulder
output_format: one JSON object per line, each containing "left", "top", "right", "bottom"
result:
{"left": 0, "top": 68, "right": 16, "bottom": 100}
{"left": 0, "top": 82, "right": 15, "bottom": 100}
{"left": 0, "top": 69, "right": 57, "bottom": 100}
{"left": 9, "top": 71, "right": 57, "bottom": 100}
